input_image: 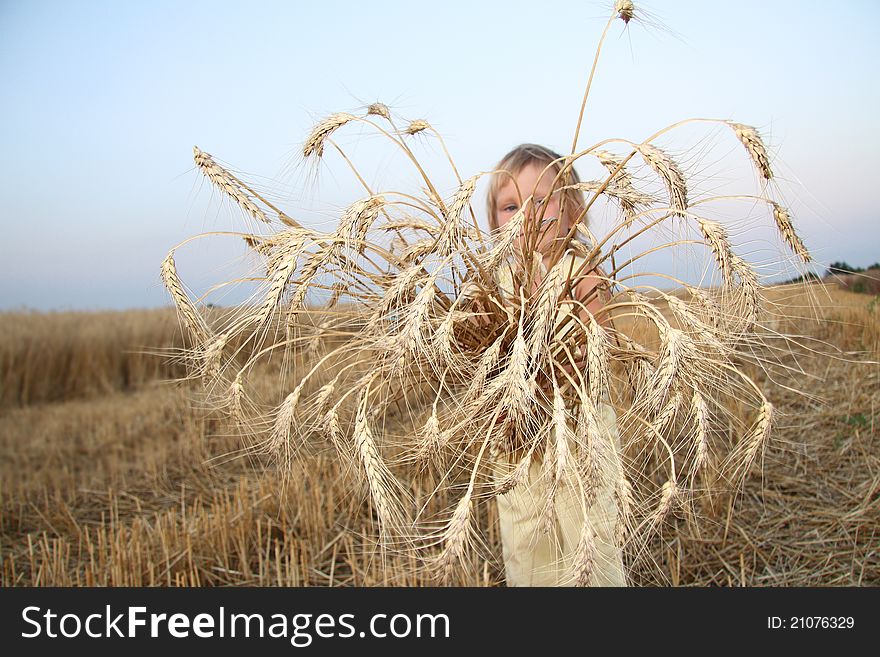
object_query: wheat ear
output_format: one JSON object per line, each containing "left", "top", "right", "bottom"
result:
{"left": 354, "top": 392, "right": 401, "bottom": 534}
{"left": 649, "top": 478, "right": 678, "bottom": 530}
{"left": 728, "top": 122, "right": 773, "bottom": 181}
{"left": 637, "top": 143, "right": 688, "bottom": 217}
{"left": 193, "top": 146, "right": 269, "bottom": 223}
{"left": 541, "top": 380, "right": 573, "bottom": 534}
{"left": 161, "top": 252, "right": 210, "bottom": 343}
{"left": 771, "top": 203, "right": 811, "bottom": 263}
{"left": 366, "top": 102, "right": 391, "bottom": 120}
{"left": 303, "top": 112, "right": 358, "bottom": 158}
{"left": 615, "top": 0, "right": 634, "bottom": 23}
{"left": 404, "top": 119, "right": 430, "bottom": 135}
{"left": 740, "top": 398, "right": 773, "bottom": 476}
{"left": 691, "top": 390, "right": 709, "bottom": 473}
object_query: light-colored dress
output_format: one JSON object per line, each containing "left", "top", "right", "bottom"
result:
{"left": 492, "top": 249, "right": 627, "bottom": 586}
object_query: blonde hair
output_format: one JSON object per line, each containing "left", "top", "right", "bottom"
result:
{"left": 486, "top": 143, "right": 587, "bottom": 234}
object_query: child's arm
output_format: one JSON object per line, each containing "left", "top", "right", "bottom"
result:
{"left": 551, "top": 261, "right": 613, "bottom": 387}
{"left": 574, "top": 267, "right": 612, "bottom": 323}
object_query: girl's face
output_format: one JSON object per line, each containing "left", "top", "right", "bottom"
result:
{"left": 493, "top": 162, "right": 570, "bottom": 257}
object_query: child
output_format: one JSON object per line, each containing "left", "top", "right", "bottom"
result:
{"left": 486, "top": 143, "right": 627, "bottom": 587}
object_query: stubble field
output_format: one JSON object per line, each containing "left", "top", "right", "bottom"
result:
{"left": 1, "top": 284, "right": 877, "bottom": 586}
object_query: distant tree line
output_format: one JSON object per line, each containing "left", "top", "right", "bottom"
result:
{"left": 827, "top": 261, "right": 880, "bottom": 275}
{"left": 774, "top": 261, "right": 880, "bottom": 288}
{"left": 825, "top": 261, "right": 880, "bottom": 295}
{"left": 776, "top": 271, "right": 820, "bottom": 285}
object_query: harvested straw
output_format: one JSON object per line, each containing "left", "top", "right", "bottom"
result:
{"left": 162, "top": 1, "right": 817, "bottom": 585}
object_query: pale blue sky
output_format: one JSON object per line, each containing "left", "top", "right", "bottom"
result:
{"left": 1, "top": 0, "right": 878, "bottom": 310}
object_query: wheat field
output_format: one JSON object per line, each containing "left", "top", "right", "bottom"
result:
{"left": 1, "top": 282, "right": 876, "bottom": 586}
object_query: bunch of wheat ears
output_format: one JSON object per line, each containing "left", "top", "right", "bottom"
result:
{"left": 163, "top": 1, "right": 813, "bottom": 584}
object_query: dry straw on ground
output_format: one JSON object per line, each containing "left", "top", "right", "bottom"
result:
{"left": 0, "top": 286, "right": 876, "bottom": 586}
{"left": 153, "top": 1, "right": 856, "bottom": 586}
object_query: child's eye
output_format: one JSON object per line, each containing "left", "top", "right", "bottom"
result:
{"left": 502, "top": 204, "right": 518, "bottom": 213}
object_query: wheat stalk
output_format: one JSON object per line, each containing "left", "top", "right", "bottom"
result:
{"left": 541, "top": 380, "right": 573, "bottom": 534}
{"left": 499, "top": 299, "right": 535, "bottom": 425}
{"left": 481, "top": 204, "right": 528, "bottom": 270}
{"left": 436, "top": 176, "right": 478, "bottom": 255}
{"left": 367, "top": 102, "right": 391, "bottom": 120}
{"left": 164, "top": 0, "right": 816, "bottom": 586}
{"left": 615, "top": 0, "right": 635, "bottom": 23}
{"left": 695, "top": 217, "right": 733, "bottom": 282}
{"left": 572, "top": 180, "right": 657, "bottom": 223}
{"left": 202, "top": 332, "right": 227, "bottom": 383}
{"left": 637, "top": 143, "right": 688, "bottom": 217}
{"left": 415, "top": 406, "right": 444, "bottom": 463}
{"left": 728, "top": 122, "right": 773, "bottom": 181}
{"left": 613, "top": 474, "right": 634, "bottom": 548}
{"left": 435, "top": 482, "right": 475, "bottom": 583}
{"left": 267, "top": 388, "right": 302, "bottom": 469}
{"left": 354, "top": 393, "right": 404, "bottom": 534}
{"left": 649, "top": 479, "right": 678, "bottom": 530}
{"left": 229, "top": 373, "right": 244, "bottom": 425}
{"left": 570, "top": 515, "right": 596, "bottom": 586}
{"left": 303, "top": 112, "right": 358, "bottom": 158}
{"left": 741, "top": 398, "right": 773, "bottom": 476}
{"left": 338, "top": 195, "right": 386, "bottom": 252}
{"left": 575, "top": 396, "right": 605, "bottom": 510}
{"left": 193, "top": 146, "right": 269, "bottom": 223}
{"left": 160, "top": 252, "right": 210, "bottom": 343}
{"left": 529, "top": 257, "right": 568, "bottom": 360}
{"left": 584, "top": 315, "right": 610, "bottom": 406}
{"left": 494, "top": 449, "right": 534, "bottom": 495}
{"left": 404, "top": 119, "right": 430, "bottom": 135}
{"left": 771, "top": 203, "right": 811, "bottom": 263}
{"left": 690, "top": 390, "right": 709, "bottom": 474}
